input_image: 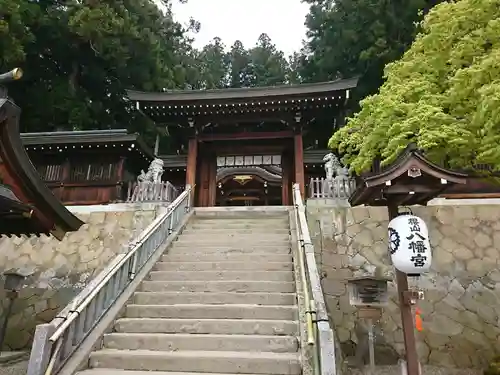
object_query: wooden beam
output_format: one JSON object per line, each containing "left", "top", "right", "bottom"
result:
{"left": 294, "top": 133, "right": 305, "bottom": 197}
{"left": 383, "top": 184, "right": 441, "bottom": 194}
{"left": 197, "top": 131, "right": 295, "bottom": 142}
{"left": 186, "top": 138, "right": 198, "bottom": 188}
{"left": 203, "top": 144, "right": 287, "bottom": 155}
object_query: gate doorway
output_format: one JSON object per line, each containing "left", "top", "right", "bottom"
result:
{"left": 216, "top": 166, "right": 283, "bottom": 206}
{"left": 195, "top": 140, "right": 294, "bottom": 207}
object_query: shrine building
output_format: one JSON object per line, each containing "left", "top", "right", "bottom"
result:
{"left": 127, "top": 78, "right": 358, "bottom": 207}
{"left": 21, "top": 129, "right": 155, "bottom": 205}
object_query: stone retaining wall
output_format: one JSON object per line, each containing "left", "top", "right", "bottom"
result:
{"left": 0, "top": 206, "right": 157, "bottom": 350}
{"left": 306, "top": 201, "right": 500, "bottom": 368}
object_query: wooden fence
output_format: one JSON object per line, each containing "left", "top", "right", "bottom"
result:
{"left": 308, "top": 177, "right": 356, "bottom": 199}
{"left": 126, "top": 181, "right": 178, "bottom": 203}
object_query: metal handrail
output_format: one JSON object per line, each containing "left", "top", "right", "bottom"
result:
{"left": 40, "top": 185, "right": 194, "bottom": 375}
{"left": 293, "top": 183, "right": 338, "bottom": 375}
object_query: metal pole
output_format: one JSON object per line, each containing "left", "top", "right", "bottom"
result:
{"left": 367, "top": 319, "right": 375, "bottom": 375}
{"left": 388, "top": 203, "right": 419, "bottom": 375}
{"left": 0, "top": 293, "right": 16, "bottom": 352}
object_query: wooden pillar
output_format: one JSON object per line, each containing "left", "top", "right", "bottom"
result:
{"left": 116, "top": 156, "right": 126, "bottom": 202}
{"left": 186, "top": 138, "right": 198, "bottom": 188}
{"left": 208, "top": 155, "right": 217, "bottom": 206}
{"left": 198, "top": 155, "right": 210, "bottom": 207}
{"left": 281, "top": 151, "right": 291, "bottom": 205}
{"left": 294, "top": 133, "right": 305, "bottom": 197}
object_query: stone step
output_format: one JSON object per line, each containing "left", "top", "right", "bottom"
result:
{"left": 185, "top": 220, "right": 289, "bottom": 226}
{"left": 187, "top": 224, "right": 289, "bottom": 231}
{"left": 125, "top": 304, "right": 298, "bottom": 320}
{"left": 191, "top": 214, "right": 290, "bottom": 224}
{"left": 78, "top": 370, "right": 279, "bottom": 375}
{"left": 141, "top": 281, "right": 296, "bottom": 293}
{"left": 167, "top": 245, "right": 291, "bottom": 253}
{"left": 103, "top": 333, "right": 299, "bottom": 353}
{"left": 148, "top": 271, "right": 294, "bottom": 282}
{"left": 179, "top": 231, "right": 290, "bottom": 242}
{"left": 89, "top": 349, "right": 301, "bottom": 374}
{"left": 161, "top": 253, "right": 292, "bottom": 263}
{"left": 114, "top": 318, "right": 299, "bottom": 335}
{"left": 194, "top": 210, "right": 289, "bottom": 216}
{"left": 182, "top": 228, "right": 290, "bottom": 235}
{"left": 153, "top": 261, "right": 293, "bottom": 272}
{"left": 174, "top": 238, "right": 290, "bottom": 246}
{"left": 133, "top": 292, "right": 296, "bottom": 305}
{"left": 182, "top": 225, "right": 290, "bottom": 235}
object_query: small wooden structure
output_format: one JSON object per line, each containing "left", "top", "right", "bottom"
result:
{"left": 128, "top": 78, "right": 358, "bottom": 206}
{"left": 0, "top": 70, "right": 83, "bottom": 239}
{"left": 21, "top": 129, "right": 155, "bottom": 205}
{"left": 349, "top": 143, "right": 467, "bottom": 375}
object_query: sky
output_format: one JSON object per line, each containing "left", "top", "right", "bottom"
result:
{"left": 169, "top": 0, "right": 310, "bottom": 57}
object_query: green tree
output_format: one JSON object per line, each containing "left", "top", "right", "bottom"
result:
{"left": 195, "top": 37, "right": 230, "bottom": 89}
{"left": 329, "top": 0, "right": 500, "bottom": 174}
{"left": 1, "top": 0, "right": 192, "bottom": 147}
{"left": 301, "top": 0, "right": 443, "bottom": 101}
{"left": 227, "top": 40, "right": 253, "bottom": 88}
{"left": 246, "top": 33, "right": 290, "bottom": 87}
{"left": 197, "top": 34, "right": 292, "bottom": 89}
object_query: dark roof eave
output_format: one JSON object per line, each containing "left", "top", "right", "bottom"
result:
{"left": 21, "top": 130, "right": 155, "bottom": 161}
{"left": 1, "top": 100, "right": 84, "bottom": 237}
{"left": 127, "top": 78, "right": 359, "bottom": 103}
{"left": 362, "top": 144, "right": 468, "bottom": 187}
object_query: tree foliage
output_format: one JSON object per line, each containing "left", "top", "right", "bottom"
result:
{"left": 0, "top": 0, "right": 293, "bottom": 144}
{"left": 329, "top": 0, "right": 500, "bottom": 174}
{"left": 189, "top": 33, "right": 294, "bottom": 89}
{"left": 300, "top": 0, "right": 443, "bottom": 101}
{"left": 1, "top": 0, "right": 192, "bottom": 145}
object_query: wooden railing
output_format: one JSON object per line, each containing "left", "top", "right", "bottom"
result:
{"left": 309, "top": 177, "right": 356, "bottom": 199}
{"left": 126, "top": 181, "right": 178, "bottom": 203}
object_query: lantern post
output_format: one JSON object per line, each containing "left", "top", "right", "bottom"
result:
{"left": 348, "top": 144, "right": 468, "bottom": 375}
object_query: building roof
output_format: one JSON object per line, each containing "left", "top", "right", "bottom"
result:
{"left": 127, "top": 78, "right": 359, "bottom": 103}
{"left": 0, "top": 98, "right": 84, "bottom": 239}
{"left": 21, "top": 129, "right": 155, "bottom": 164}
{"left": 304, "top": 149, "right": 330, "bottom": 165}
{"left": 349, "top": 144, "right": 468, "bottom": 207}
{"left": 159, "top": 154, "right": 188, "bottom": 169}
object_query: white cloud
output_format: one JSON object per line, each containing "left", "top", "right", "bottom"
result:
{"left": 170, "top": 0, "right": 309, "bottom": 57}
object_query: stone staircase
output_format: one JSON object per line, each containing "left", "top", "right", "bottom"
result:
{"left": 77, "top": 209, "right": 301, "bottom": 375}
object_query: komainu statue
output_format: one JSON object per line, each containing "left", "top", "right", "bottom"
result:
{"left": 322, "top": 152, "right": 341, "bottom": 181}
{"left": 133, "top": 158, "right": 165, "bottom": 201}
{"left": 137, "top": 158, "right": 164, "bottom": 184}
{"left": 322, "top": 152, "right": 352, "bottom": 198}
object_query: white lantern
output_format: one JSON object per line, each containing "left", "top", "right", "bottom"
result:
{"left": 387, "top": 214, "right": 432, "bottom": 275}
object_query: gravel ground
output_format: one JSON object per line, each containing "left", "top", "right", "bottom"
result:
{"left": 0, "top": 359, "right": 28, "bottom": 375}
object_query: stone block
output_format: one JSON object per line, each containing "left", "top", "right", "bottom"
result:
{"left": 308, "top": 201, "right": 500, "bottom": 368}
{"left": 0, "top": 208, "right": 156, "bottom": 350}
